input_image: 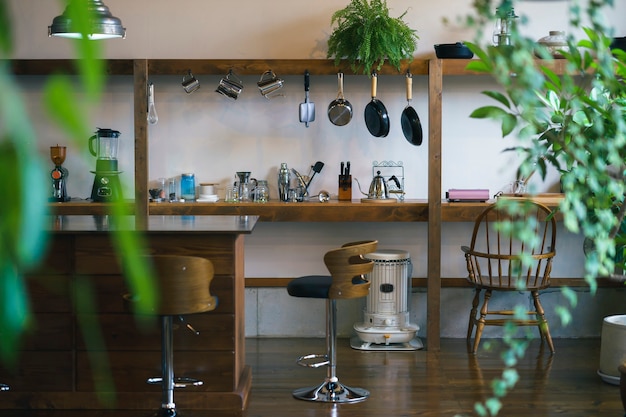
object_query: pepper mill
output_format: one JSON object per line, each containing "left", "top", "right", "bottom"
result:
{"left": 50, "top": 145, "right": 70, "bottom": 202}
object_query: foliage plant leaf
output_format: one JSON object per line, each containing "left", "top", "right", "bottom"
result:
{"left": 327, "top": 0, "right": 418, "bottom": 74}
{"left": 0, "top": 0, "right": 11, "bottom": 55}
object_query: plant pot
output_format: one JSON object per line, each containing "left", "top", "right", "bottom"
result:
{"left": 599, "top": 315, "right": 626, "bottom": 385}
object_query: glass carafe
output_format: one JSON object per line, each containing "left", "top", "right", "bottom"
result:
{"left": 89, "top": 128, "right": 120, "bottom": 160}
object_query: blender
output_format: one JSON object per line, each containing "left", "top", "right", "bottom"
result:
{"left": 89, "top": 128, "right": 122, "bottom": 202}
{"left": 50, "top": 145, "right": 70, "bottom": 202}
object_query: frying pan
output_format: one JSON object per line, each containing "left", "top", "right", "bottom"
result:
{"left": 327, "top": 72, "right": 352, "bottom": 126}
{"left": 364, "top": 72, "right": 389, "bottom": 137}
{"left": 401, "top": 71, "right": 423, "bottom": 146}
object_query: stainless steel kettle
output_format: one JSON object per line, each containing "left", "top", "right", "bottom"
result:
{"left": 355, "top": 170, "right": 389, "bottom": 199}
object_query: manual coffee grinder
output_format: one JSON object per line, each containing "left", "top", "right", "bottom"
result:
{"left": 89, "top": 128, "right": 122, "bottom": 202}
{"left": 50, "top": 145, "right": 70, "bottom": 202}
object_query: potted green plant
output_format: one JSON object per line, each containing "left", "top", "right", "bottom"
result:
{"left": 326, "top": 0, "right": 419, "bottom": 75}
{"left": 461, "top": 2, "right": 626, "bottom": 415}
{"left": 466, "top": 28, "right": 626, "bottom": 286}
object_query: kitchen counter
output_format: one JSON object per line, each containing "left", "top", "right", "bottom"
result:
{"left": 1, "top": 215, "right": 257, "bottom": 414}
{"left": 50, "top": 214, "right": 258, "bottom": 233}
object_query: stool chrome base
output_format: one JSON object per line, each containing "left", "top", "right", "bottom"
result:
{"left": 152, "top": 408, "right": 179, "bottom": 417}
{"left": 0, "top": 384, "right": 8, "bottom": 391}
{"left": 292, "top": 379, "right": 369, "bottom": 403}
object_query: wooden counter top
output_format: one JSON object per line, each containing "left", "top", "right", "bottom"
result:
{"left": 48, "top": 214, "right": 258, "bottom": 234}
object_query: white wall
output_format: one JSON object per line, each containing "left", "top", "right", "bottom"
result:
{"left": 7, "top": 0, "right": 626, "bottom": 339}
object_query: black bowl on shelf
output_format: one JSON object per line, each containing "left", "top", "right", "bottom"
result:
{"left": 434, "top": 42, "right": 474, "bottom": 59}
{"left": 611, "top": 37, "right": 626, "bottom": 53}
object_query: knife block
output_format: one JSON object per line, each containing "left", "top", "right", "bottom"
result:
{"left": 338, "top": 175, "right": 352, "bottom": 201}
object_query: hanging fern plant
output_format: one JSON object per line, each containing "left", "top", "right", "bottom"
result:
{"left": 327, "top": 0, "right": 419, "bottom": 75}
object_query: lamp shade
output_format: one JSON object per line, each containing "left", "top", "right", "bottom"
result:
{"left": 48, "top": 0, "right": 126, "bottom": 40}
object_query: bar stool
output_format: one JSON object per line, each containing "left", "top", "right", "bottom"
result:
{"left": 287, "top": 240, "right": 377, "bottom": 403}
{"left": 128, "top": 255, "right": 217, "bottom": 417}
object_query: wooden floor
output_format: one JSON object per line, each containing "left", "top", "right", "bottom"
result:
{"left": 1, "top": 337, "right": 623, "bottom": 417}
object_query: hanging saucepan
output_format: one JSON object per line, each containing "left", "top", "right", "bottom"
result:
{"left": 327, "top": 72, "right": 353, "bottom": 126}
{"left": 364, "top": 72, "right": 389, "bottom": 137}
{"left": 401, "top": 70, "right": 423, "bottom": 146}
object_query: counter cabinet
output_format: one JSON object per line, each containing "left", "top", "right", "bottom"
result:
{"left": 0, "top": 216, "right": 255, "bottom": 413}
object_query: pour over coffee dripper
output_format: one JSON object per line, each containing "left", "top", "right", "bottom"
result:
{"left": 236, "top": 171, "right": 256, "bottom": 202}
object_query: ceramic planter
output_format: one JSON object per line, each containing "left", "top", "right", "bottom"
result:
{"left": 599, "top": 315, "right": 626, "bottom": 385}
{"left": 619, "top": 362, "right": 626, "bottom": 411}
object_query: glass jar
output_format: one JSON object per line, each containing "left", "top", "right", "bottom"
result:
{"left": 180, "top": 173, "right": 196, "bottom": 201}
{"left": 254, "top": 180, "right": 269, "bottom": 203}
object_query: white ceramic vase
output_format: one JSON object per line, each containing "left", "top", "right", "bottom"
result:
{"left": 599, "top": 314, "right": 626, "bottom": 385}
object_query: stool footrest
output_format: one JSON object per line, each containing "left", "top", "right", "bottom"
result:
{"left": 147, "top": 376, "right": 204, "bottom": 388}
{"left": 292, "top": 379, "right": 369, "bottom": 403}
{"left": 296, "top": 353, "right": 329, "bottom": 368}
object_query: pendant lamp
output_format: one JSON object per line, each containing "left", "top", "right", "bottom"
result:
{"left": 48, "top": 0, "right": 126, "bottom": 40}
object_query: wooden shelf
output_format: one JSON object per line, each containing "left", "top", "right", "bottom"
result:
{"left": 7, "top": 58, "right": 569, "bottom": 77}
{"left": 439, "top": 58, "right": 571, "bottom": 76}
{"left": 8, "top": 59, "right": 430, "bottom": 77}
{"left": 49, "top": 200, "right": 135, "bottom": 216}
{"left": 8, "top": 59, "right": 135, "bottom": 75}
{"left": 148, "top": 199, "right": 428, "bottom": 222}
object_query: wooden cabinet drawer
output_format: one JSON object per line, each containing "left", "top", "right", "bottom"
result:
{"left": 76, "top": 350, "right": 235, "bottom": 392}
{"left": 0, "top": 352, "right": 73, "bottom": 391}
{"left": 22, "top": 313, "right": 73, "bottom": 350}
{"left": 26, "top": 275, "right": 72, "bottom": 313}
{"left": 76, "top": 313, "right": 235, "bottom": 351}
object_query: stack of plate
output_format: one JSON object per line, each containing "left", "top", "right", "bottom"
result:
{"left": 196, "top": 194, "right": 219, "bottom": 202}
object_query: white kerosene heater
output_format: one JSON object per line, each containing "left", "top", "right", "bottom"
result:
{"left": 351, "top": 249, "right": 422, "bottom": 351}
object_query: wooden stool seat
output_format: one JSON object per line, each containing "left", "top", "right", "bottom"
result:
{"left": 127, "top": 255, "right": 217, "bottom": 417}
{"left": 145, "top": 255, "right": 217, "bottom": 316}
{"left": 287, "top": 240, "right": 377, "bottom": 403}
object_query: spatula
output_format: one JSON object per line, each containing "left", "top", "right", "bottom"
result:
{"left": 299, "top": 70, "right": 315, "bottom": 127}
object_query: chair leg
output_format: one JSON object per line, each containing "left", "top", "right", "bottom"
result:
{"left": 292, "top": 299, "right": 369, "bottom": 403}
{"left": 471, "top": 290, "right": 491, "bottom": 354}
{"left": 467, "top": 289, "right": 481, "bottom": 345}
{"left": 531, "top": 291, "right": 555, "bottom": 354}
